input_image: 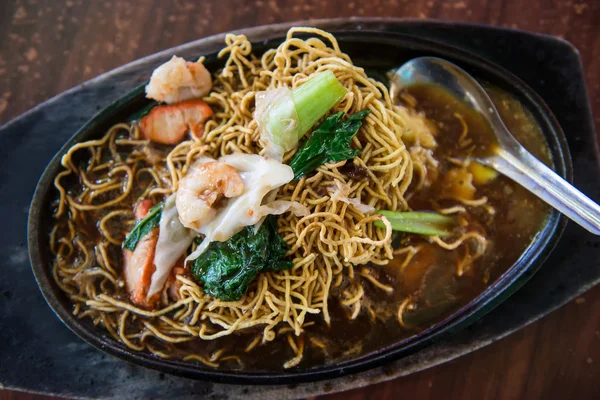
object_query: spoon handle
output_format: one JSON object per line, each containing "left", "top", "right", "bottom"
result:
{"left": 483, "top": 148, "right": 600, "bottom": 235}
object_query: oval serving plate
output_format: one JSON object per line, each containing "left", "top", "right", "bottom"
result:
{"left": 28, "top": 29, "right": 569, "bottom": 384}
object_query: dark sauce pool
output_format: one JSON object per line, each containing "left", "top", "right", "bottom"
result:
{"left": 157, "top": 84, "right": 553, "bottom": 371}
{"left": 283, "top": 89, "right": 550, "bottom": 374}
{"left": 70, "top": 84, "right": 552, "bottom": 372}
{"left": 392, "top": 84, "right": 552, "bottom": 328}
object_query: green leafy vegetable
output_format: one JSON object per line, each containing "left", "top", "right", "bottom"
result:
{"left": 375, "top": 211, "right": 456, "bottom": 237}
{"left": 128, "top": 101, "right": 159, "bottom": 122}
{"left": 122, "top": 204, "right": 162, "bottom": 251}
{"left": 288, "top": 110, "right": 370, "bottom": 180}
{"left": 191, "top": 216, "right": 292, "bottom": 301}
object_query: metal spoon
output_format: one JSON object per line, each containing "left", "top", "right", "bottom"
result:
{"left": 389, "top": 56, "right": 600, "bottom": 235}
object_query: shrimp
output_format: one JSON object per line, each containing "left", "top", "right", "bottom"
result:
{"left": 176, "top": 161, "right": 244, "bottom": 231}
{"left": 145, "top": 56, "right": 212, "bottom": 104}
{"left": 139, "top": 99, "right": 212, "bottom": 144}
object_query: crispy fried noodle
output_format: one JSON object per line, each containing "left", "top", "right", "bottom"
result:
{"left": 50, "top": 27, "right": 489, "bottom": 369}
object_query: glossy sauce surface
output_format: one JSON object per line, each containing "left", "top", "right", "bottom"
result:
{"left": 63, "top": 84, "right": 553, "bottom": 371}
{"left": 283, "top": 84, "right": 552, "bottom": 369}
{"left": 170, "top": 84, "right": 553, "bottom": 370}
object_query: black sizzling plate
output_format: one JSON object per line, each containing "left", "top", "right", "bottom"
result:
{"left": 27, "top": 30, "right": 569, "bottom": 383}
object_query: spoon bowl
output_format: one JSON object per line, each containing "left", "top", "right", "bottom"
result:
{"left": 390, "top": 57, "right": 600, "bottom": 235}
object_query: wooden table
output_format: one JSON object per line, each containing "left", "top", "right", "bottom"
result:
{"left": 1, "top": 0, "right": 598, "bottom": 399}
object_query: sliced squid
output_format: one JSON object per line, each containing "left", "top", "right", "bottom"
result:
{"left": 177, "top": 153, "right": 308, "bottom": 262}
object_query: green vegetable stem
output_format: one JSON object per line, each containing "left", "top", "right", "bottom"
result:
{"left": 261, "top": 70, "right": 348, "bottom": 151}
{"left": 375, "top": 211, "right": 456, "bottom": 237}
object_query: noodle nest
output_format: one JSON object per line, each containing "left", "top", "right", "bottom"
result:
{"left": 50, "top": 27, "right": 479, "bottom": 368}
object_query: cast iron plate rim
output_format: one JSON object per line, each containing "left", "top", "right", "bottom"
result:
{"left": 27, "top": 22, "right": 570, "bottom": 385}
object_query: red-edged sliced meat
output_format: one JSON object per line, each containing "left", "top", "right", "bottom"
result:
{"left": 123, "top": 200, "right": 160, "bottom": 309}
{"left": 165, "top": 258, "right": 187, "bottom": 301}
{"left": 140, "top": 99, "right": 213, "bottom": 145}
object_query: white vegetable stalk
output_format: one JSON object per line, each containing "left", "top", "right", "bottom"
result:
{"left": 254, "top": 70, "right": 348, "bottom": 162}
{"left": 147, "top": 194, "right": 195, "bottom": 298}
{"left": 255, "top": 88, "right": 299, "bottom": 162}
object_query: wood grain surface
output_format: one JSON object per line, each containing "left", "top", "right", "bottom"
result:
{"left": 1, "top": 0, "right": 599, "bottom": 399}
